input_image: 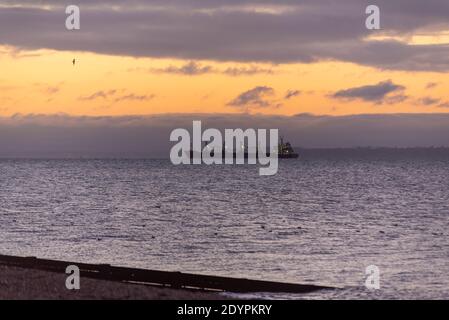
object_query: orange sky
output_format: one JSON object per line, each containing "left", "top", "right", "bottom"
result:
{"left": 1, "top": 45, "right": 448, "bottom": 117}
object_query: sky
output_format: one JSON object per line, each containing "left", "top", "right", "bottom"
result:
{"left": 0, "top": 0, "right": 449, "bottom": 152}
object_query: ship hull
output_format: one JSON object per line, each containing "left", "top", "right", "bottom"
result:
{"left": 188, "top": 151, "right": 298, "bottom": 160}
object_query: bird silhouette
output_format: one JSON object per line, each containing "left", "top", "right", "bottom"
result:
{"left": 72, "top": 59, "right": 76, "bottom": 66}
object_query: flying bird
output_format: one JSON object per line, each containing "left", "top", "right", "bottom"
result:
{"left": 72, "top": 59, "right": 76, "bottom": 66}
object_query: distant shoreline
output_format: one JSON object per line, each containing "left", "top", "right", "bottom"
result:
{"left": 1, "top": 147, "right": 449, "bottom": 160}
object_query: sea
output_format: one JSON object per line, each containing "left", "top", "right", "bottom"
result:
{"left": 1, "top": 149, "right": 448, "bottom": 299}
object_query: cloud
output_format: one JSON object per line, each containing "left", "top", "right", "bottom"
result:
{"left": 45, "top": 86, "right": 60, "bottom": 95}
{"left": 384, "top": 94, "right": 408, "bottom": 105}
{"left": 426, "top": 82, "right": 439, "bottom": 89}
{"left": 285, "top": 89, "right": 301, "bottom": 100}
{"left": 32, "top": 82, "right": 63, "bottom": 95}
{"left": 227, "top": 86, "right": 276, "bottom": 109}
{"left": 416, "top": 96, "right": 441, "bottom": 106}
{"left": 78, "top": 90, "right": 154, "bottom": 103}
{"left": 152, "top": 61, "right": 213, "bottom": 75}
{"left": 114, "top": 93, "right": 155, "bottom": 102}
{"left": 0, "top": 45, "right": 43, "bottom": 59}
{"left": 149, "top": 62, "right": 275, "bottom": 76}
{"left": 222, "top": 66, "right": 274, "bottom": 76}
{"left": 438, "top": 102, "right": 449, "bottom": 108}
{"left": 332, "top": 80, "right": 406, "bottom": 104}
{"left": 79, "top": 90, "right": 117, "bottom": 101}
{"left": 1, "top": 1, "right": 449, "bottom": 71}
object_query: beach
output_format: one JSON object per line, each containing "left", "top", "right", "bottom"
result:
{"left": 0, "top": 254, "right": 329, "bottom": 300}
{"left": 0, "top": 264, "right": 222, "bottom": 300}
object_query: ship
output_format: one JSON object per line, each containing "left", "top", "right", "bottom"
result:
{"left": 277, "top": 137, "right": 299, "bottom": 159}
{"left": 189, "top": 137, "right": 299, "bottom": 160}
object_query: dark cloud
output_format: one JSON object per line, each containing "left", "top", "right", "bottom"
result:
{"left": 222, "top": 66, "right": 274, "bottom": 76}
{"left": 438, "top": 102, "right": 449, "bottom": 108}
{"left": 149, "top": 62, "right": 275, "bottom": 76}
{"left": 114, "top": 93, "right": 155, "bottom": 102}
{"left": 32, "top": 82, "right": 63, "bottom": 95}
{"left": 332, "top": 80, "right": 406, "bottom": 104}
{"left": 227, "top": 86, "right": 275, "bottom": 109}
{"left": 152, "top": 61, "right": 213, "bottom": 75}
{"left": 416, "top": 96, "right": 441, "bottom": 106}
{"left": 78, "top": 90, "right": 117, "bottom": 101}
{"left": 285, "top": 90, "right": 301, "bottom": 100}
{"left": 78, "top": 90, "right": 154, "bottom": 102}
{"left": 79, "top": 90, "right": 117, "bottom": 101}
{"left": 426, "top": 82, "right": 439, "bottom": 89}
{"left": 384, "top": 94, "right": 408, "bottom": 105}
{"left": 1, "top": 1, "right": 449, "bottom": 71}
{"left": 1, "top": 113, "right": 449, "bottom": 158}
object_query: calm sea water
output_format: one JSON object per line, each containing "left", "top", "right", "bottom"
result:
{"left": 1, "top": 150, "right": 448, "bottom": 299}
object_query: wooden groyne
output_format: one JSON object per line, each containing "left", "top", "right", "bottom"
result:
{"left": 0, "top": 254, "right": 332, "bottom": 294}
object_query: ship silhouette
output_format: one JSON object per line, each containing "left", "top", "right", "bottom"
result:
{"left": 189, "top": 137, "right": 299, "bottom": 160}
